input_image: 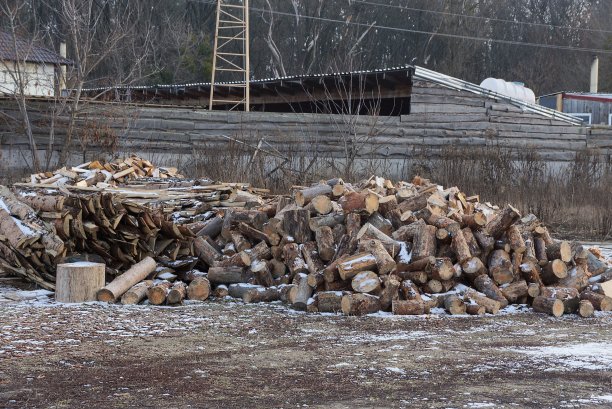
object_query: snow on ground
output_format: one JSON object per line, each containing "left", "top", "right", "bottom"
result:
{"left": 508, "top": 342, "right": 612, "bottom": 371}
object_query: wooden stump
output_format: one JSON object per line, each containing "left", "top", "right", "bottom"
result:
{"left": 56, "top": 262, "right": 106, "bottom": 303}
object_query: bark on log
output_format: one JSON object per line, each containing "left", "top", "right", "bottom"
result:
{"left": 97, "top": 257, "right": 157, "bottom": 302}
{"left": 501, "top": 280, "right": 529, "bottom": 303}
{"left": 429, "top": 257, "right": 455, "bottom": 281}
{"left": 488, "top": 250, "right": 513, "bottom": 285}
{"left": 507, "top": 225, "right": 526, "bottom": 254}
{"left": 167, "top": 281, "right": 187, "bottom": 305}
{"left": 367, "top": 212, "right": 393, "bottom": 236}
{"left": 289, "top": 273, "right": 313, "bottom": 310}
{"left": 356, "top": 223, "right": 401, "bottom": 258}
{"left": 228, "top": 283, "right": 262, "bottom": 299}
{"left": 147, "top": 280, "right": 172, "bottom": 305}
{"left": 378, "top": 195, "right": 398, "bottom": 218}
{"left": 532, "top": 296, "right": 564, "bottom": 317}
{"left": 541, "top": 259, "right": 568, "bottom": 285}
{"left": 337, "top": 253, "right": 378, "bottom": 280}
{"left": 392, "top": 219, "right": 425, "bottom": 242}
{"left": 579, "top": 291, "right": 612, "bottom": 311}
{"left": 282, "top": 209, "right": 311, "bottom": 243}
{"left": 358, "top": 239, "right": 396, "bottom": 275}
{"left": 351, "top": 271, "right": 381, "bottom": 293}
{"left": 465, "top": 303, "right": 486, "bottom": 315}
{"left": 473, "top": 274, "right": 508, "bottom": 308}
{"left": 461, "top": 257, "right": 487, "bottom": 282}
{"left": 534, "top": 237, "right": 548, "bottom": 266}
{"left": 309, "top": 212, "right": 344, "bottom": 231}
{"left": 342, "top": 293, "right": 381, "bottom": 315}
{"left": 295, "top": 184, "right": 332, "bottom": 207}
{"left": 317, "top": 291, "right": 346, "bottom": 313}
{"left": 121, "top": 280, "right": 153, "bottom": 305}
{"left": 444, "top": 295, "right": 467, "bottom": 315}
{"left": 283, "top": 243, "right": 309, "bottom": 276}
{"left": 338, "top": 191, "right": 379, "bottom": 214}
{"left": 301, "top": 241, "right": 324, "bottom": 275}
{"left": 578, "top": 300, "right": 595, "bottom": 318}
{"left": 412, "top": 224, "right": 437, "bottom": 261}
{"left": 392, "top": 299, "right": 427, "bottom": 315}
{"left": 56, "top": 262, "right": 106, "bottom": 303}
{"left": 207, "top": 266, "right": 249, "bottom": 285}
{"left": 463, "top": 288, "right": 502, "bottom": 314}
{"left": 485, "top": 204, "right": 521, "bottom": 238}
{"left": 243, "top": 286, "right": 281, "bottom": 303}
{"left": 451, "top": 230, "right": 472, "bottom": 264}
{"left": 556, "top": 266, "right": 589, "bottom": 291}
{"left": 379, "top": 276, "right": 401, "bottom": 311}
{"left": 251, "top": 259, "right": 274, "bottom": 287}
{"left": 315, "top": 226, "right": 336, "bottom": 261}
{"left": 546, "top": 241, "right": 572, "bottom": 263}
{"left": 194, "top": 237, "right": 222, "bottom": 267}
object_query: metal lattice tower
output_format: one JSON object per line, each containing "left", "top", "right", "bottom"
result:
{"left": 209, "top": 0, "right": 250, "bottom": 111}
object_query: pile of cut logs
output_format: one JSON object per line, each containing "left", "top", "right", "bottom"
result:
{"left": 2, "top": 160, "right": 612, "bottom": 317}
{"left": 26, "top": 155, "right": 183, "bottom": 187}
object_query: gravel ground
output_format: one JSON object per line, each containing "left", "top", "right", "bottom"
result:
{"left": 0, "top": 244, "right": 610, "bottom": 408}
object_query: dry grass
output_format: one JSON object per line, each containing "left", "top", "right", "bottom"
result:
{"left": 185, "top": 140, "right": 612, "bottom": 241}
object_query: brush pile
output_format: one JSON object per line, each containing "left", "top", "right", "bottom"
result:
{"left": 2, "top": 157, "right": 611, "bottom": 317}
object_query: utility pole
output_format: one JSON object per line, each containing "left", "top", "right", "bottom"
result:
{"left": 209, "top": 0, "right": 250, "bottom": 111}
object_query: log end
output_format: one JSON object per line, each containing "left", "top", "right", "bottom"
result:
{"left": 96, "top": 288, "right": 115, "bottom": 303}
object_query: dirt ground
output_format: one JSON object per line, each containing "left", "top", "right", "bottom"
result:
{"left": 1, "top": 289, "right": 612, "bottom": 409}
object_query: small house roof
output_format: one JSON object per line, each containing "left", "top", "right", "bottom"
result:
{"left": 0, "top": 32, "right": 71, "bottom": 65}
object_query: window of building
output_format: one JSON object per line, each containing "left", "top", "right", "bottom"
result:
{"left": 567, "top": 113, "right": 592, "bottom": 125}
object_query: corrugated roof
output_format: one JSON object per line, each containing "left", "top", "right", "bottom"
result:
{"left": 0, "top": 32, "right": 72, "bottom": 65}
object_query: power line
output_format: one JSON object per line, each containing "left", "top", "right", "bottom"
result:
{"left": 250, "top": 6, "right": 612, "bottom": 55}
{"left": 352, "top": 0, "right": 612, "bottom": 35}
{"left": 193, "top": 0, "right": 612, "bottom": 54}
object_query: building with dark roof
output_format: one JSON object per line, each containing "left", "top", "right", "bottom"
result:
{"left": 0, "top": 32, "right": 71, "bottom": 97}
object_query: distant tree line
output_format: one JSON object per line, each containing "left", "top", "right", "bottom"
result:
{"left": 2, "top": 0, "right": 611, "bottom": 95}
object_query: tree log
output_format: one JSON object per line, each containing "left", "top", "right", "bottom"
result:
{"left": 578, "top": 300, "right": 595, "bottom": 318}
{"left": 289, "top": 273, "right": 313, "bottom": 310}
{"left": 252, "top": 259, "right": 274, "bottom": 287}
{"left": 315, "top": 226, "right": 336, "bottom": 261}
{"left": 579, "top": 291, "right": 612, "bottom": 311}
{"left": 412, "top": 224, "right": 437, "bottom": 261}
{"left": 295, "top": 184, "right": 332, "bottom": 207}
{"left": 546, "top": 241, "right": 572, "bottom": 263}
{"left": 147, "top": 280, "right": 172, "bottom": 305}
{"left": 473, "top": 274, "right": 508, "bottom": 308}
{"left": 97, "top": 257, "right": 157, "bottom": 302}
{"left": 338, "top": 191, "right": 379, "bottom": 214}
{"left": 243, "top": 286, "right": 281, "bottom": 303}
{"left": 342, "top": 293, "right": 381, "bottom": 315}
{"left": 379, "top": 276, "right": 401, "bottom": 311}
{"left": 358, "top": 239, "right": 396, "bottom": 275}
{"left": 444, "top": 295, "right": 467, "bottom": 315}
{"left": 337, "top": 252, "right": 378, "bottom": 280}
{"left": 451, "top": 230, "right": 472, "bottom": 264}
{"left": 121, "top": 280, "right": 153, "bottom": 305}
{"left": 501, "top": 280, "right": 529, "bottom": 303}
{"left": 488, "top": 250, "right": 513, "bottom": 285}
{"left": 485, "top": 204, "right": 521, "bottom": 238}
{"left": 282, "top": 209, "right": 311, "bottom": 243}
{"left": 187, "top": 277, "right": 211, "bottom": 301}
{"left": 208, "top": 266, "right": 249, "bottom": 285}
{"left": 532, "top": 296, "right": 564, "bottom": 317}
{"left": 541, "top": 259, "right": 568, "bottom": 285}
{"left": 463, "top": 288, "right": 502, "bottom": 314}
{"left": 392, "top": 299, "right": 427, "bottom": 315}
{"left": 351, "top": 271, "right": 381, "bottom": 293}
{"left": 317, "top": 291, "right": 346, "bottom": 313}
{"left": 167, "top": 281, "right": 187, "bottom": 305}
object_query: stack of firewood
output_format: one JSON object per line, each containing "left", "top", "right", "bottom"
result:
{"left": 2, "top": 158, "right": 611, "bottom": 316}
{"left": 26, "top": 155, "right": 183, "bottom": 187}
{"left": 94, "top": 174, "right": 611, "bottom": 316}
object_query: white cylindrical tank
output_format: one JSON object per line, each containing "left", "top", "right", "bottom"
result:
{"left": 480, "top": 78, "right": 536, "bottom": 105}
